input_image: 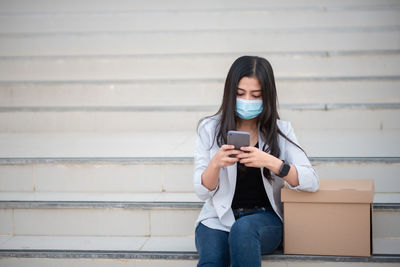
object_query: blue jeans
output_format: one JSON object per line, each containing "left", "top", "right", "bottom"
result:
{"left": 195, "top": 209, "right": 282, "bottom": 267}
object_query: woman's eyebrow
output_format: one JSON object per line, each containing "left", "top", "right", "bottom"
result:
{"left": 237, "top": 87, "right": 262, "bottom": 92}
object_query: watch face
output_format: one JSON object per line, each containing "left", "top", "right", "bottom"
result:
{"left": 279, "top": 163, "right": 291, "bottom": 178}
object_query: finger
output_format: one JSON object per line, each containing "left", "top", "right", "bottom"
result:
{"left": 221, "top": 145, "right": 235, "bottom": 151}
{"left": 240, "top": 146, "right": 256, "bottom": 152}
{"left": 223, "top": 157, "right": 239, "bottom": 165}
{"left": 243, "top": 162, "right": 256, "bottom": 167}
{"left": 225, "top": 149, "right": 241, "bottom": 156}
{"left": 239, "top": 158, "right": 252, "bottom": 164}
{"left": 236, "top": 152, "right": 250, "bottom": 159}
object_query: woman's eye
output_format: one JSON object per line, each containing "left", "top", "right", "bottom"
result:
{"left": 237, "top": 93, "right": 244, "bottom": 96}
{"left": 253, "top": 95, "right": 261, "bottom": 98}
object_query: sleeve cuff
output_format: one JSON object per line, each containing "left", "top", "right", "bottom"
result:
{"left": 194, "top": 181, "right": 219, "bottom": 200}
{"left": 286, "top": 179, "right": 302, "bottom": 191}
{"left": 285, "top": 164, "right": 319, "bottom": 192}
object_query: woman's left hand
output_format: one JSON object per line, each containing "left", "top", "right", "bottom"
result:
{"left": 236, "top": 146, "right": 273, "bottom": 168}
{"left": 237, "top": 146, "right": 299, "bottom": 186}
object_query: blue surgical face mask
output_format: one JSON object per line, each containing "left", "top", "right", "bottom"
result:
{"left": 236, "top": 97, "right": 263, "bottom": 120}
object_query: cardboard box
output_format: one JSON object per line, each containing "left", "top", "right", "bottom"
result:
{"left": 281, "top": 179, "right": 374, "bottom": 257}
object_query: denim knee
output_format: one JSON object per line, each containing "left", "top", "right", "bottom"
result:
{"left": 259, "top": 224, "right": 282, "bottom": 254}
{"left": 228, "top": 212, "right": 283, "bottom": 256}
{"left": 195, "top": 223, "right": 230, "bottom": 267}
{"left": 228, "top": 218, "right": 258, "bottom": 250}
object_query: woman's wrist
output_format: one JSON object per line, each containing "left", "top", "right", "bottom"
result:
{"left": 202, "top": 158, "right": 221, "bottom": 191}
{"left": 264, "top": 154, "right": 283, "bottom": 175}
{"left": 209, "top": 157, "right": 221, "bottom": 170}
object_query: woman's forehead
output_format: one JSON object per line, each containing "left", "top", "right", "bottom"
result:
{"left": 238, "top": 77, "right": 261, "bottom": 90}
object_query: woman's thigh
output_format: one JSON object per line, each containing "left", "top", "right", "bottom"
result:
{"left": 230, "top": 211, "right": 283, "bottom": 254}
{"left": 195, "top": 222, "right": 230, "bottom": 267}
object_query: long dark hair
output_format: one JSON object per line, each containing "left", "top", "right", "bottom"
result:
{"left": 199, "top": 55, "right": 307, "bottom": 183}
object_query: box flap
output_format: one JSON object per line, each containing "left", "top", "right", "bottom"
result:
{"left": 281, "top": 179, "right": 374, "bottom": 203}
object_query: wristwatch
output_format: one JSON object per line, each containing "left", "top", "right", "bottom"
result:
{"left": 277, "top": 160, "right": 291, "bottom": 178}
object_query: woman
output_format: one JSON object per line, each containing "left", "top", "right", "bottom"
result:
{"left": 193, "top": 56, "right": 319, "bottom": 267}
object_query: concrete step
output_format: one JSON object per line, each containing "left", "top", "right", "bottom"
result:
{"left": 0, "top": 236, "right": 399, "bottom": 267}
{"left": 1, "top": 0, "right": 398, "bottom": 13}
{"left": 0, "top": 236, "right": 194, "bottom": 252}
{"left": 0, "top": 130, "right": 398, "bottom": 158}
{"left": 374, "top": 203, "right": 400, "bottom": 254}
{"left": 1, "top": 79, "right": 399, "bottom": 107}
{"left": 0, "top": 193, "right": 199, "bottom": 237}
{"left": 0, "top": 194, "right": 399, "bottom": 254}
{"left": 1, "top": 157, "right": 399, "bottom": 196}
{"left": 0, "top": 191, "right": 398, "bottom": 205}
{"left": 1, "top": 31, "right": 399, "bottom": 57}
{"left": 0, "top": 256, "right": 399, "bottom": 267}
{"left": 0, "top": 239, "right": 399, "bottom": 267}
{"left": 1, "top": 53, "right": 399, "bottom": 82}
{"left": 0, "top": 106, "right": 399, "bottom": 132}
{"left": 1, "top": 8, "right": 399, "bottom": 34}
{"left": 1, "top": 9, "right": 399, "bottom": 34}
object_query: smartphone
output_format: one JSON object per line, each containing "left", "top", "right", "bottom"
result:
{"left": 227, "top": 130, "right": 250, "bottom": 151}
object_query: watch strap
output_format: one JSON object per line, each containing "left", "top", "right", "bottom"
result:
{"left": 278, "top": 160, "right": 291, "bottom": 178}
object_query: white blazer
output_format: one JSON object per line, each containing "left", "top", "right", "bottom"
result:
{"left": 193, "top": 115, "right": 319, "bottom": 232}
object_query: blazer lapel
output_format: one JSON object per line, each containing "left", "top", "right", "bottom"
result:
{"left": 227, "top": 163, "right": 237, "bottom": 195}
{"left": 257, "top": 126, "right": 269, "bottom": 153}
{"left": 258, "top": 126, "right": 274, "bottom": 189}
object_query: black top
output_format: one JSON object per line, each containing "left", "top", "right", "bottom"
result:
{"left": 231, "top": 142, "right": 272, "bottom": 209}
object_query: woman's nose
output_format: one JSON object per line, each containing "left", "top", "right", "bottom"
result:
{"left": 244, "top": 94, "right": 252, "bottom": 100}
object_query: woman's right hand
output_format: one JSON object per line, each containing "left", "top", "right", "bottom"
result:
{"left": 210, "top": 145, "right": 241, "bottom": 168}
{"left": 201, "top": 145, "right": 242, "bottom": 191}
